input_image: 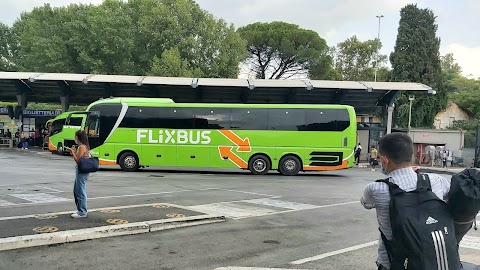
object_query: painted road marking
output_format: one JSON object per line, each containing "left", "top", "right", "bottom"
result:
{"left": 290, "top": 241, "right": 379, "bottom": 265}
{"left": 215, "top": 267, "right": 307, "bottom": 270}
{"left": 0, "top": 199, "right": 15, "bottom": 207}
{"left": 153, "top": 204, "right": 170, "bottom": 208}
{"left": 10, "top": 193, "right": 71, "bottom": 203}
{"left": 244, "top": 198, "right": 317, "bottom": 210}
{"left": 34, "top": 215, "right": 58, "bottom": 220}
{"left": 166, "top": 213, "right": 186, "bottom": 218}
{"left": 99, "top": 209, "right": 121, "bottom": 214}
{"left": 32, "top": 226, "right": 59, "bottom": 233}
{"left": 190, "top": 200, "right": 358, "bottom": 220}
{"left": 190, "top": 203, "right": 277, "bottom": 219}
{"left": 106, "top": 219, "right": 129, "bottom": 225}
{"left": 460, "top": 236, "right": 480, "bottom": 251}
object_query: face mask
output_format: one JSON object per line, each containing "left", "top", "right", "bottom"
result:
{"left": 74, "top": 138, "right": 78, "bottom": 145}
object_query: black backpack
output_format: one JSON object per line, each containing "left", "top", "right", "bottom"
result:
{"left": 376, "top": 174, "right": 461, "bottom": 270}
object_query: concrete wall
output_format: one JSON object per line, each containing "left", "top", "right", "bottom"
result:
{"left": 434, "top": 102, "right": 470, "bottom": 129}
{"left": 357, "top": 130, "right": 370, "bottom": 162}
{"left": 409, "top": 129, "right": 464, "bottom": 152}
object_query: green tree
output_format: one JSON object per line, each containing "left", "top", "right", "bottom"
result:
{"left": 237, "top": 21, "right": 333, "bottom": 80}
{"left": 333, "top": 36, "right": 387, "bottom": 81}
{"left": 0, "top": 22, "right": 16, "bottom": 71}
{"left": 149, "top": 48, "right": 203, "bottom": 77}
{"left": 10, "top": 0, "right": 247, "bottom": 78}
{"left": 390, "top": 4, "right": 446, "bottom": 128}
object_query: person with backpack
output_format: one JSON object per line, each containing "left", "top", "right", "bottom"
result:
{"left": 355, "top": 143, "right": 362, "bottom": 165}
{"left": 360, "top": 133, "right": 461, "bottom": 270}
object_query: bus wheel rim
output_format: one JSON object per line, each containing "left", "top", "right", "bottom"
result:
{"left": 253, "top": 159, "right": 266, "bottom": 172}
{"left": 284, "top": 160, "right": 296, "bottom": 172}
{"left": 124, "top": 156, "right": 136, "bottom": 168}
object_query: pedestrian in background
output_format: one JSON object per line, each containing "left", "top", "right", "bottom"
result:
{"left": 369, "top": 146, "right": 379, "bottom": 171}
{"left": 354, "top": 143, "right": 362, "bottom": 165}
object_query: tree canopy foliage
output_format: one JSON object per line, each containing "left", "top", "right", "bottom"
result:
{"left": 390, "top": 4, "right": 446, "bottom": 128}
{"left": 2, "top": 0, "right": 248, "bottom": 78}
{"left": 332, "top": 35, "right": 388, "bottom": 81}
{"left": 237, "top": 21, "right": 333, "bottom": 80}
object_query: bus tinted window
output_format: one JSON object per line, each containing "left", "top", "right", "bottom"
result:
{"left": 193, "top": 108, "right": 231, "bottom": 130}
{"left": 336, "top": 109, "right": 351, "bottom": 131}
{"left": 158, "top": 108, "right": 195, "bottom": 129}
{"left": 305, "top": 109, "right": 350, "bottom": 131}
{"left": 230, "top": 109, "right": 268, "bottom": 130}
{"left": 121, "top": 107, "right": 159, "bottom": 128}
{"left": 305, "top": 109, "right": 337, "bottom": 131}
{"left": 68, "top": 117, "right": 83, "bottom": 127}
{"left": 268, "top": 109, "right": 306, "bottom": 131}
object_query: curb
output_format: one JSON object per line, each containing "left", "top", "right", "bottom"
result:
{"left": 0, "top": 214, "right": 225, "bottom": 251}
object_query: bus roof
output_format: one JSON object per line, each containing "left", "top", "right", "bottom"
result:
{"left": 87, "top": 97, "right": 354, "bottom": 110}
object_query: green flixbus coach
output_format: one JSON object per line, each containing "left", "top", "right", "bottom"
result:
{"left": 71, "top": 98, "right": 357, "bottom": 175}
{"left": 47, "top": 112, "right": 85, "bottom": 155}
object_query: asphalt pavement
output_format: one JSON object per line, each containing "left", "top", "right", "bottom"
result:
{"left": 0, "top": 148, "right": 478, "bottom": 270}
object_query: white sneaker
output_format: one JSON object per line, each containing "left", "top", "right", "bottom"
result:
{"left": 371, "top": 169, "right": 376, "bottom": 171}
{"left": 71, "top": 212, "right": 87, "bottom": 218}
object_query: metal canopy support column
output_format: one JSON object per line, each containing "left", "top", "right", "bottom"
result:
{"left": 386, "top": 106, "right": 394, "bottom": 134}
{"left": 14, "top": 80, "right": 31, "bottom": 109}
{"left": 105, "top": 83, "right": 114, "bottom": 98}
{"left": 377, "top": 90, "right": 400, "bottom": 135}
{"left": 58, "top": 81, "right": 72, "bottom": 112}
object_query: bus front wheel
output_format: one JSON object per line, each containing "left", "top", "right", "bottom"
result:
{"left": 119, "top": 152, "right": 139, "bottom": 172}
{"left": 279, "top": 155, "right": 301, "bottom": 176}
{"left": 248, "top": 155, "right": 271, "bottom": 175}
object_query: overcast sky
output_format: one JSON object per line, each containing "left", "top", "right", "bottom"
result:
{"left": 1, "top": 0, "right": 479, "bottom": 78}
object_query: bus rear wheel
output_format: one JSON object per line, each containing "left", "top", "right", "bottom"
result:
{"left": 279, "top": 155, "right": 301, "bottom": 176}
{"left": 248, "top": 155, "right": 271, "bottom": 175}
{"left": 119, "top": 152, "right": 139, "bottom": 172}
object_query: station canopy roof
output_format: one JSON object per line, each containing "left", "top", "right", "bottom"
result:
{"left": 0, "top": 72, "right": 434, "bottom": 115}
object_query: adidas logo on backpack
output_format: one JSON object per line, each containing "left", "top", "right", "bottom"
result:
{"left": 376, "top": 174, "right": 461, "bottom": 270}
{"left": 426, "top": 216, "right": 438, "bottom": 225}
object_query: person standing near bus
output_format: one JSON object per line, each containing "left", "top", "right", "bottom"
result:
{"left": 69, "top": 130, "right": 91, "bottom": 218}
{"left": 369, "top": 146, "right": 379, "bottom": 171}
{"left": 354, "top": 143, "right": 362, "bottom": 165}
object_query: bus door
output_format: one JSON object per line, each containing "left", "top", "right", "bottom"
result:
{"left": 84, "top": 112, "right": 102, "bottom": 154}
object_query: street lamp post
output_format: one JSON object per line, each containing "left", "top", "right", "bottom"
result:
{"left": 374, "top": 15, "right": 384, "bottom": 82}
{"left": 408, "top": 96, "right": 415, "bottom": 135}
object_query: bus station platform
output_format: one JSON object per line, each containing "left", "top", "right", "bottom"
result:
{"left": 0, "top": 203, "right": 225, "bottom": 251}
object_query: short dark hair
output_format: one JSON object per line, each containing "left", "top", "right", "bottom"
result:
{"left": 378, "top": 133, "right": 413, "bottom": 164}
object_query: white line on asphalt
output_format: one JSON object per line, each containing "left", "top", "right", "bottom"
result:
{"left": 233, "top": 201, "right": 359, "bottom": 220}
{"left": 34, "top": 185, "right": 63, "bottom": 193}
{"left": 215, "top": 189, "right": 279, "bottom": 197}
{"left": 214, "top": 267, "right": 307, "bottom": 270}
{"left": 289, "top": 241, "right": 378, "bottom": 265}
{"left": 0, "top": 188, "right": 219, "bottom": 209}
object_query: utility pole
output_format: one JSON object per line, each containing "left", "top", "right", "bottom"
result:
{"left": 408, "top": 96, "right": 415, "bottom": 135}
{"left": 374, "top": 15, "right": 384, "bottom": 82}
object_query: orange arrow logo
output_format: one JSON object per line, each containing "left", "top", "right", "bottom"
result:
{"left": 218, "top": 146, "right": 248, "bottom": 168}
{"left": 218, "top": 130, "right": 251, "bottom": 152}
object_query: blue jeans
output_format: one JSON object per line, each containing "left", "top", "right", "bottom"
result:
{"left": 74, "top": 168, "right": 89, "bottom": 216}
{"left": 22, "top": 140, "right": 29, "bottom": 148}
